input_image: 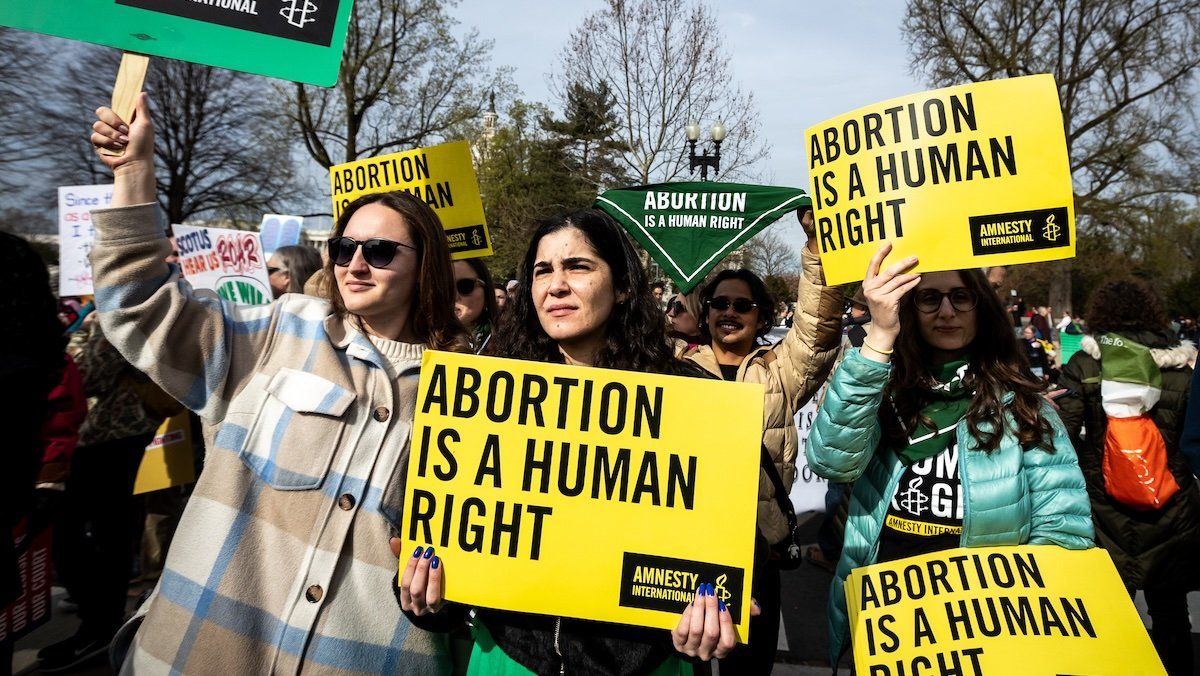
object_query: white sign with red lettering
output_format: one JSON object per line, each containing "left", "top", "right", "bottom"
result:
{"left": 172, "top": 224, "right": 271, "bottom": 305}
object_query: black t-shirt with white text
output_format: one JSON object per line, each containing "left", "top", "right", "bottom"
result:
{"left": 876, "top": 441, "right": 964, "bottom": 563}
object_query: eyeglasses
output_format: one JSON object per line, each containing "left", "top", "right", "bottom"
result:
{"left": 267, "top": 266, "right": 285, "bottom": 275}
{"left": 666, "top": 299, "right": 686, "bottom": 316}
{"left": 914, "top": 287, "right": 978, "bottom": 314}
{"left": 327, "top": 236, "right": 417, "bottom": 268}
{"left": 706, "top": 296, "right": 757, "bottom": 314}
{"left": 455, "top": 278, "right": 482, "bottom": 296}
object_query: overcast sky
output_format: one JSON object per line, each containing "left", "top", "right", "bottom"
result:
{"left": 456, "top": 0, "right": 926, "bottom": 251}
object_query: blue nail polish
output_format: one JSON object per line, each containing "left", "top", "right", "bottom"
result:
{"left": 423, "top": 547, "right": 435, "bottom": 559}
{"left": 706, "top": 583, "right": 715, "bottom": 596}
{"left": 432, "top": 556, "right": 440, "bottom": 570}
{"left": 719, "top": 600, "right": 727, "bottom": 612}
{"left": 696, "top": 585, "right": 704, "bottom": 598}
{"left": 412, "top": 546, "right": 423, "bottom": 558}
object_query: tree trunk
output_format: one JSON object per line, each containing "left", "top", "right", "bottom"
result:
{"left": 1047, "top": 259, "right": 1074, "bottom": 315}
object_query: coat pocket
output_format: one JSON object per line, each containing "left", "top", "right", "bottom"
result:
{"left": 238, "top": 368, "right": 355, "bottom": 490}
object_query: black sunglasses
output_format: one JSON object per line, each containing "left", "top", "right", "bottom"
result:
{"left": 328, "top": 236, "right": 417, "bottom": 268}
{"left": 666, "top": 299, "right": 686, "bottom": 316}
{"left": 915, "top": 287, "right": 978, "bottom": 314}
{"left": 455, "top": 278, "right": 482, "bottom": 296}
{"left": 267, "top": 266, "right": 285, "bottom": 275}
{"left": 706, "top": 296, "right": 757, "bottom": 313}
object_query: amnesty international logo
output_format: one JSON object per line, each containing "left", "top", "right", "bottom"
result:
{"left": 619, "top": 552, "right": 745, "bottom": 622}
{"left": 1042, "top": 213, "right": 1061, "bottom": 242}
{"left": 969, "top": 206, "right": 1070, "bottom": 256}
{"left": 713, "top": 574, "right": 733, "bottom": 606}
{"left": 897, "top": 477, "right": 929, "bottom": 516}
{"left": 280, "top": 0, "right": 318, "bottom": 28}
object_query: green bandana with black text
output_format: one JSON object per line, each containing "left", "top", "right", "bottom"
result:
{"left": 595, "top": 182, "right": 809, "bottom": 294}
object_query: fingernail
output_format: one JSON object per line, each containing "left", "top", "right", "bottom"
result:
{"left": 696, "top": 585, "right": 704, "bottom": 598}
{"left": 431, "top": 556, "right": 440, "bottom": 570}
{"left": 719, "top": 600, "right": 727, "bottom": 612}
{"left": 118, "top": 135, "right": 129, "bottom": 143}
{"left": 118, "top": 124, "right": 129, "bottom": 133}
{"left": 706, "top": 583, "right": 715, "bottom": 596}
{"left": 412, "top": 546, "right": 423, "bottom": 558}
{"left": 752, "top": 598, "right": 761, "bottom": 608}
{"left": 423, "top": 547, "right": 435, "bottom": 559}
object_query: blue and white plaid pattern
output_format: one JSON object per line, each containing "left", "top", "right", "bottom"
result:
{"left": 92, "top": 204, "right": 451, "bottom": 675}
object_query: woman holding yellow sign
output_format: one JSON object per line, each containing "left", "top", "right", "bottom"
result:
{"left": 805, "top": 244, "right": 1094, "bottom": 665}
{"left": 394, "top": 209, "right": 755, "bottom": 675}
{"left": 87, "top": 97, "right": 464, "bottom": 674}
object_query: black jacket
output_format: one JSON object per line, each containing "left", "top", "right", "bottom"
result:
{"left": 1058, "top": 330, "right": 1200, "bottom": 590}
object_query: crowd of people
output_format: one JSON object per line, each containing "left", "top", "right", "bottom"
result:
{"left": 0, "top": 93, "right": 1197, "bottom": 676}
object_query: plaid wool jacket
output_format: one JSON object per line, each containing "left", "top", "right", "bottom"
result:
{"left": 91, "top": 203, "right": 451, "bottom": 675}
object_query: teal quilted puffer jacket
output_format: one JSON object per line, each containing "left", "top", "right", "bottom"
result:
{"left": 805, "top": 349, "right": 1094, "bottom": 664}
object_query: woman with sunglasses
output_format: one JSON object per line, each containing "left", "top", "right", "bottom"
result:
{"left": 682, "top": 203, "right": 843, "bottom": 674}
{"left": 666, "top": 292, "right": 703, "bottom": 354}
{"left": 452, "top": 258, "right": 500, "bottom": 353}
{"left": 395, "top": 208, "right": 757, "bottom": 675}
{"left": 265, "top": 244, "right": 322, "bottom": 299}
{"left": 88, "top": 96, "right": 463, "bottom": 674}
{"left": 806, "top": 244, "right": 1093, "bottom": 666}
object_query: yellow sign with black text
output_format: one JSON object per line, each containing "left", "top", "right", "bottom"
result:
{"left": 329, "top": 141, "right": 492, "bottom": 259}
{"left": 134, "top": 413, "right": 195, "bottom": 495}
{"left": 401, "top": 351, "right": 763, "bottom": 639}
{"left": 845, "top": 546, "right": 1164, "bottom": 675}
{"left": 806, "top": 75, "right": 1075, "bottom": 284}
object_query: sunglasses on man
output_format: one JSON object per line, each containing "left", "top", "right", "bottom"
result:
{"left": 327, "top": 236, "right": 417, "bottom": 268}
{"left": 705, "top": 296, "right": 758, "bottom": 314}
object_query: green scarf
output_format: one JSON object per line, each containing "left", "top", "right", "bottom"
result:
{"left": 897, "top": 358, "right": 972, "bottom": 465}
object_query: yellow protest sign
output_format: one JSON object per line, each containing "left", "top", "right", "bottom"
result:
{"left": 402, "top": 351, "right": 763, "bottom": 639}
{"left": 806, "top": 74, "right": 1075, "bottom": 284}
{"left": 329, "top": 141, "right": 493, "bottom": 259}
{"left": 845, "top": 545, "right": 1164, "bottom": 675}
{"left": 134, "top": 413, "right": 195, "bottom": 495}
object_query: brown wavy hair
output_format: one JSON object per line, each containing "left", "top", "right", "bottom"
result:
{"left": 881, "top": 268, "right": 1052, "bottom": 453}
{"left": 1084, "top": 278, "right": 1170, "bottom": 335}
{"left": 324, "top": 192, "right": 467, "bottom": 352}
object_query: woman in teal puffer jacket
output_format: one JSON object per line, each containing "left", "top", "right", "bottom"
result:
{"left": 805, "top": 245, "right": 1094, "bottom": 665}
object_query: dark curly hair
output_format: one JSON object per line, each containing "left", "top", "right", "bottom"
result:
{"left": 493, "top": 209, "right": 691, "bottom": 375}
{"left": 696, "top": 269, "right": 777, "bottom": 344}
{"left": 0, "top": 232, "right": 66, "bottom": 394}
{"left": 1084, "top": 278, "right": 1170, "bottom": 335}
{"left": 881, "top": 268, "right": 1052, "bottom": 453}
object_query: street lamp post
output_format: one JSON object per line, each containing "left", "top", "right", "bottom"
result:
{"left": 685, "top": 119, "right": 727, "bottom": 181}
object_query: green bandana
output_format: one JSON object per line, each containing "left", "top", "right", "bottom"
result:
{"left": 594, "top": 182, "right": 809, "bottom": 293}
{"left": 897, "top": 358, "right": 972, "bottom": 465}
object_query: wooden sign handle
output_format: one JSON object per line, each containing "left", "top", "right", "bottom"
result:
{"left": 98, "top": 52, "right": 150, "bottom": 158}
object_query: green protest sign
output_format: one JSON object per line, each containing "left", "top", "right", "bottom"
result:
{"left": 595, "top": 183, "right": 808, "bottom": 294}
{"left": 0, "top": 0, "right": 353, "bottom": 86}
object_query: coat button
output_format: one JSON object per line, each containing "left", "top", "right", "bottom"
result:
{"left": 305, "top": 584, "right": 324, "bottom": 603}
{"left": 337, "top": 493, "right": 356, "bottom": 511}
{"left": 373, "top": 406, "right": 390, "bottom": 422}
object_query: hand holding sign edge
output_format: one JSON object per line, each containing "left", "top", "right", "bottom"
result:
{"left": 92, "top": 92, "right": 156, "bottom": 207}
{"left": 671, "top": 585, "right": 761, "bottom": 660}
{"left": 860, "top": 242, "right": 920, "bottom": 362}
{"left": 392, "top": 538, "right": 444, "bottom": 616}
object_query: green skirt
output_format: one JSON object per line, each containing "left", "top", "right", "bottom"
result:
{"left": 466, "top": 620, "right": 693, "bottom": 676}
